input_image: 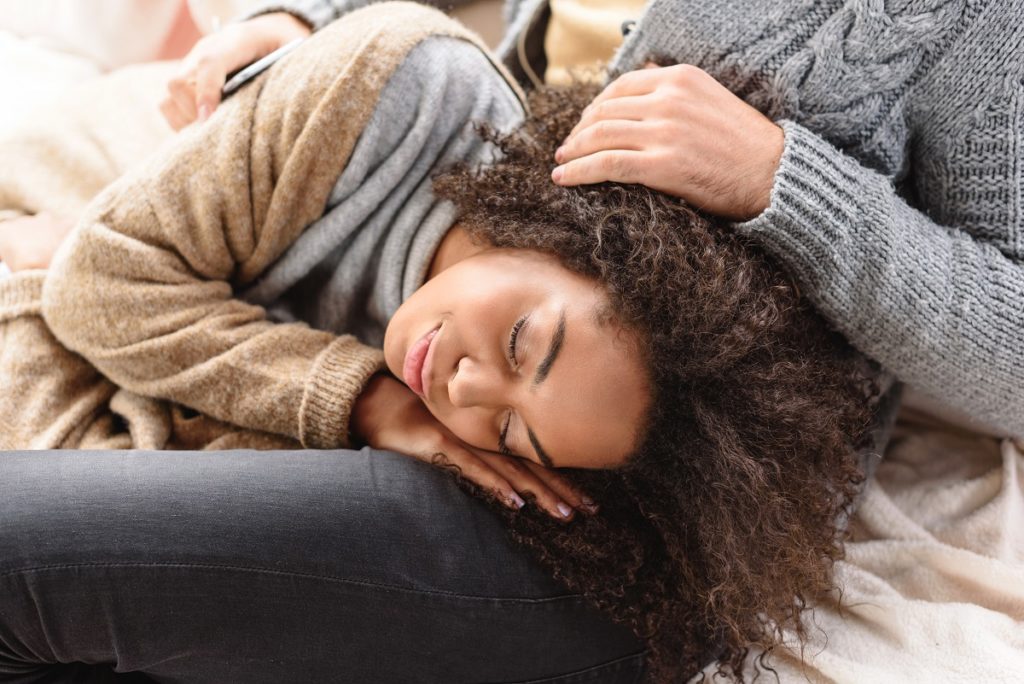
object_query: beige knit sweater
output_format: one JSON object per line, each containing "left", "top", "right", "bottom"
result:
{"left": 0, "top": 3, "right": 489, "bottom": 450}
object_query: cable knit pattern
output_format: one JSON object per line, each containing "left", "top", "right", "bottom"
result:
{"left": 613, "top": 0, "right": 1023, "bottom": 436}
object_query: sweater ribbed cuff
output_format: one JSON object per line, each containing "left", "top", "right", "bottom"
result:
{"left": 733, "top": 119, "right": 878, "bottom": 298}
{"left": 236, "top": 0, "right": 342, "bottom": 31}
{"left": 0, "top": 270, "right": 46, "bottom": 323}
{"left": 298, "top": 335, "right": 386, "bottom": 449}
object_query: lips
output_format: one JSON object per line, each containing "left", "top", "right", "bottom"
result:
{"left": 402, "top": 326, "right": 440, "bottom": 397}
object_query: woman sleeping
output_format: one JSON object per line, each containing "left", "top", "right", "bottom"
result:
{"left": 0, "top": 3, "right": 884, "bottom": 681}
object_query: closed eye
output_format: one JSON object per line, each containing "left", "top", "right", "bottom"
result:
{"left": 498, "top": 411, "right": 513, "bottom": 456}
{"left": 499, "top": 315, "right": 528, "bottom": 457}
{"left": 507, "top": 314, "right": 527, "bottom": 368}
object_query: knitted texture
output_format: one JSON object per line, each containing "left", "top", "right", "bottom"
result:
{"left": 261, "top": 0, "right": 1024, "bottom": 435}
{"left": 36, "top": 3, "right": 493, "bottom": 449}
{"left": 0, "top": 270, "right": 298, "bottom": 450}
{"left": 610, "top": 0, "right": 1024, "bottom": 436}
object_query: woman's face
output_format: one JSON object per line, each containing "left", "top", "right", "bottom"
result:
{"left": 383, "top": 248, "right": 649, "bottom": 469}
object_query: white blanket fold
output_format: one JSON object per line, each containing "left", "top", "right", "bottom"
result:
{"left": 725, "top": 412, "right": 1024, "bottom": 683}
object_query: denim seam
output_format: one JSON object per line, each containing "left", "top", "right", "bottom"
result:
{"left": 503, "top": 651, "right": 647, "bottom": 683}
{"left": 0, "top": 562, "right": 582, "bottom": 604}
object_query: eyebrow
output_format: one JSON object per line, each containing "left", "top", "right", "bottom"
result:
{"left": 523, "top": 310, "right": 566, "bottom": 468}
{"left": 532, "top": 310, "right": 566, "bottom": 387}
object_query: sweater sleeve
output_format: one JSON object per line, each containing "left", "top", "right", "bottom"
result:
{"left": 0, "top": 271, "right": 125, "bottom": 450}
{"left": 735, "top": 120, "right": 1024, "bottom": 438}
{"left": 41, "top": 5, "right": 471, "bottom": 449}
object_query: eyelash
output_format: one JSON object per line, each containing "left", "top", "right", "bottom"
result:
{"left": 499, "top": 315, "right": 527, "bottom": 457}
{"left": 498, "top": 413, "right": 513, "bottom": 456}
{"left": 507, "top": 315, "right": 527, "bottom": 368}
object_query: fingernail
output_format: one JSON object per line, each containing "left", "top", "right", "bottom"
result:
{"left": 198, "top": 104, "right": 210, "bottom": 122}
{"left": 552, "top": 166, "right": 563, "bottom": 183}
{"left": 581, "top": 503, "right": 599, "bottom": 515}
{"left": 581, "top": 496, "right": 595, "bottom": 506}
{"left": 554, "top": 146, "right": 566, "bottom": 163}
{"left": 509, "top": 493, "right": 526, "bottom": 509}
{"left": 557, "top": 502, "right": 573, "bottom": 518}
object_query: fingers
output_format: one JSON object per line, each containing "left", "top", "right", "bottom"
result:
{"left": 164, "top": 55, "right": 224, "bottom": 130}
{"left": 167, "top": 72, "right": 199, "bottom": 122}
{"left": 482, "top": 453, "right": 574, "bottom": 519}
{"left": 159, "top": 95, "right": 191, "bottom": 132}
{"left": 433, "top": 450, "right": 527, "bottom": 512}
{"left": 556, "top": 120, "right": 649, "bottom": 164}
{"left": 478, "top": 452, "right": 597, "bottom": 521}
{"left": 566, "top": 94, "right": 649, "bottom": 140}
{"left": 552, "top": 150, "right": 646, "bottom": 186}
{"left": 519, "top": 459, "right": 598, "bottom": 514}
{"left": 585, "top": 65, "right": 667, "bottom": 112}
{"left": 194, "top": 60, "right": 227, "bottom": 122}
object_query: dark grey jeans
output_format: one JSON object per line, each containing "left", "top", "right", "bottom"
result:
{"left": 0, "top": 449, "right": 645, "bottom": 683}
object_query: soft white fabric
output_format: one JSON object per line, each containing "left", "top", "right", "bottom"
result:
{"left": 0, "top": 30, "right": 101, "bottom": 132}
{"left": 0, "top": 0, "right": 181, "bottom": 70}
{"left": 718, "top": 412, "right": 1024, "bottom": 682}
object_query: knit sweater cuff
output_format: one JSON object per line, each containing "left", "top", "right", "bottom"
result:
{"left": 733, "top": 119, "right": 873, "bottom": 296}
{"left": 298, "top": 335, "right": 386, "bottom": 449}
{"left": 0, "top": 270, "right": 46, "bottom": 323}
{"left": 236, "top": 0, "right": 341, "bottom": 31}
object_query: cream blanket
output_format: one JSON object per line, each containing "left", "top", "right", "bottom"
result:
{"left": 725, "top": 411, "right": 1024, "bottom": 682}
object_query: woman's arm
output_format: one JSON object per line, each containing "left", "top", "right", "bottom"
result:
{"left": 0, "top": 216, "right": 128, "bottom": 450}
{"left": 555, "top": 65, "right": 1024, "bottom": 436}
{"left": 43, "top": 7, "right": 470, "bottom": 449}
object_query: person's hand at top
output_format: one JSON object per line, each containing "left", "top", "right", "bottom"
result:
{"left": 160, "top": 12, "right": 311, "bottom": 130}
{"left": 552, "top": 63, "right": 785, "bottom": 221}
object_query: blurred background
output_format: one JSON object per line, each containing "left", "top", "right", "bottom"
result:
{"left": 0, "top": 0, "right": 502, "bottom": 131}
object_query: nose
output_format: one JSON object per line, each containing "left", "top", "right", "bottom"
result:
{"left": 448, "top": 356, "right": 510, "bottom": 409}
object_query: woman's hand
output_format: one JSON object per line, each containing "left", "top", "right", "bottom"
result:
{"left": 160, "top": 12, "right": 311, "bottom": 130}
{"left": 0, "top": 213, "right": 76, "bottom": 271}
{"left": 552, "top": 63, "right": 785, "bottom": 220}
{"left": 352, "top": 374, "right": 594, "bottom": 521}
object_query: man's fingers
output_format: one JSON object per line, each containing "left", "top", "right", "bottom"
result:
{"left": 552, "top": 150, "right": 646, "bottom": 186}
{"left": 586, "top": 66, "right": 666, "bottom": 112}
{"left": 566, "top": 94, "right": 650, "bottom": 141}
{"left": 556, "top": 120, "right": 649, "bottom": 164}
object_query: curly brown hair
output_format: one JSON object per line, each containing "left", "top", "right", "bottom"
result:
{"left": 432, "top": 84, "right": 879, "bottom": 682}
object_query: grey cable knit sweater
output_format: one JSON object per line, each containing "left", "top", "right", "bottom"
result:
{"left": 250, "top": 0, "right": 1024, "bottom": 436}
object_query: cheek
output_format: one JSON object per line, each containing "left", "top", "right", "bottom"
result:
{"left": 428, "top": 404, "right": 498, "bottom": 453}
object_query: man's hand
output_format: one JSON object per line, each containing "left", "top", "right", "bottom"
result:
{"left": 161, "top": 12, "right": 311, "bottom": 130}
{"left": 553, "top": 63, "right": 784, "bottom": 221}
{"left": 0, "top": 213, "right": 76, "bottom": 272}
{"left": 352, "top": 374, "right": 595, "bottom": 520}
